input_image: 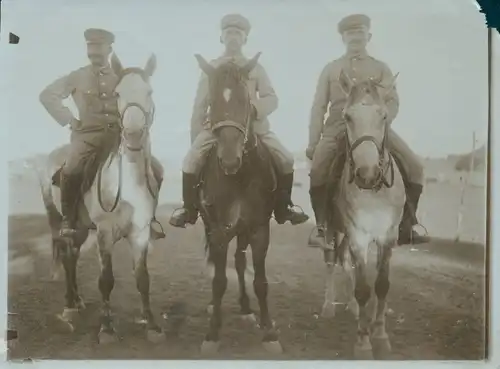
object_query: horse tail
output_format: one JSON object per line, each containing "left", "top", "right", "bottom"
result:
{"left": 30, "top": 156, "right": 64, "bottom": 280}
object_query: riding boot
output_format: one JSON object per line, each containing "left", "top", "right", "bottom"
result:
{"left": 169, "top": 172, "right": 200, "bottom": 228}
{"left": 150, "top": 175, "right": 166, "bottom": 240}
{"left": 398, "top": 183, "right": 430, "bottom": 245}
{"left": 308, "top": 185, "right": 327, "bottom": 248}
{"left": 59, "top": 171, "right": 79, "bottom": 237}
{"left": 274, "top": 172, "right": 309, "bottom": 225}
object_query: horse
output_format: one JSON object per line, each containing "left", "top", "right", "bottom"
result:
{"left": 319, "top": 69, "right": 405, "bottom": 359}
{"left": 192, "top": 53, "right": 283, "bottom": 355}
{"left": 33, "top": 53, "right": 166, "bottom": 344}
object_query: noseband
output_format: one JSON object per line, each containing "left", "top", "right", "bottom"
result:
{"left": 120, "top": 101, "right": 155, "bottom": 151}
{"left": 345, "top": 120, "right": 394, "bottom": 190}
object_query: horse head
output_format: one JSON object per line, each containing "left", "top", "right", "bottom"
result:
{"left": 194, "top": 52, "right": 261, "bottom": 175}
{"left": 339, "top": 68, "right": 399, "bottom": 189}
{"left": 112, "top": 53, "right": 157, "bottom": 153}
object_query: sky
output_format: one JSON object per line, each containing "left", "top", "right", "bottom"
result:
{"left": 0, "top": 0, "right": 494, "bottom": 169}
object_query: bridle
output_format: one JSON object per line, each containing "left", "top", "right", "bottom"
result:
{"left": 344, "top": 112, "right": 395, "bottom": 191}
{"left": 210, "top": 79, "right": 256, "bottom": 160}
{"left": 202, "top": 79, "right": 256, "bottom": 244}
{"left": 97, "top": 81, "right": 157, "bottom": 213}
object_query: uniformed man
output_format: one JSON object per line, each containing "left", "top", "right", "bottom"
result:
{"left": 39, "top": 28, "right": 165, "bottom": 239}
{"left": 169, "top": 13, "right": 309, "bottom": 228}
{"left": 307, "top": 14, "right": 429, "bottom": 246}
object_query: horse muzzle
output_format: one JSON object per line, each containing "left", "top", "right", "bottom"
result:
{"left": 218, "top": 157, "right": 242, "bottom": 175}
{"left": 123, "top": 128, "right": 146, "bottom": 151}
{"left": 354, "top": 165, "right": 382, "bottom": 190}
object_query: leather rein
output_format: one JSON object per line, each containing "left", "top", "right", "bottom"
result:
{"left": 345, "top": 119, "right": 395, "bottom": 191}
{"left": 97, "top": 101, "right": 157, "bottom": 213}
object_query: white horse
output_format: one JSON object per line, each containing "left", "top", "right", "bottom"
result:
{"left": 34, "top": 53, "right": 166, "bottom": 344}
{"left": 320, "top": 69, "right": 405, "bottom": 359}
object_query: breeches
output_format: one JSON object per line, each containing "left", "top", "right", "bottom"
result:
{"left": 62, "top": 131, "right": 107, "bottom": 175}
{"left": 182, "top": 129, "right": 294, "bottom": 174}
{"left": 62, "top": 131, "right": 164, "bottom": 183}
{"left": 309, "top": 125, "right": 424, "bottom": 187}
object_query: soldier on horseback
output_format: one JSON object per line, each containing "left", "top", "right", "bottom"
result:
{"left": 306, "top": 14, "right": 429, "bottom": 246}
{"left": 169, "top": 14, "right": 309, "bottom": 228}
{"left": 39, "top": 28, "right": 165, "bottom": 239}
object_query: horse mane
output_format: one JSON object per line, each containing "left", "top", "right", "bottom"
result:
{"left": 346, "top": 78, "right": 383, "bottom": 107}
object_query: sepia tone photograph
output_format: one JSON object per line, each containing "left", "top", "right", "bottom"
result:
{"left": 2, "top": 0, "right": 493, "bottom": 361}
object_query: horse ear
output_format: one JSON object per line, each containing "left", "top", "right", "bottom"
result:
{"left": 194, "top": 54, "right": 215, "bottom": 76}
{"left": 242, "top": 52, "right": 262, "bottom": 75}
{"left": 110, "top": 52, "right": 124, "bottom": 76}
{"left": 144, "top": 53, "right": 157, "bottom": 77}
{"left": 338, "top": 69, "right": 353, "bottom": 96}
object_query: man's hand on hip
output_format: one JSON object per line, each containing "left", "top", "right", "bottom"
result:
{"left": 69, "top": 118, "right": 82, "bottom": 130}
{"left": 306, "top": 146, "right": 315, "bottom": 161}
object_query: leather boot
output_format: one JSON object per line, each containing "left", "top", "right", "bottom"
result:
{"left": 59, "top": 171, "right": 79, "bottom": 237}
{"left": 274, "top": 172, "right": 309, "bottom": 225}
{"left": 169, "top": 172, "right": 200, "bottom": 228}
{"left": 398, "top": 183, "right": 430, "bottom": 245}
{"left": 308, "top": 185, "right": 327, "bottom": 248}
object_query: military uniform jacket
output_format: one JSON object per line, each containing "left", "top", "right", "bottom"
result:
{"left": 308, "top": 52, "right": 400, "bottom": 149}
{"left": 39, "top": 64, "right": 121, "bottom": 133}
{"left": 190, "top": 54, "right": 278, "bottom": 142}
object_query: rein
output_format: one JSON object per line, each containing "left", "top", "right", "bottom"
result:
{"left": 346, "top": 121, "right": 395, "bottom": 191}
{"left": 97, "top": 100, "right": 157, "bottom": 213}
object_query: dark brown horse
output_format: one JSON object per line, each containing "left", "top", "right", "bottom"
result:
{"left": 193, "top": 53, "right": 282, "bottom": 354}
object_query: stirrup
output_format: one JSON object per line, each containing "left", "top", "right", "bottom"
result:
{"left": 150, "top": 217, "right": 166, "bottom": 239}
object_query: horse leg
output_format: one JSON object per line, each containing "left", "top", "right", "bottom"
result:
{"left": 201, "top": 242, "right": 228, "bottom": 355}
{"left": 129, "top": 228, "right": 164, "bottom": 343}
{"left": 371, "top": 242, "right": 393, "bottom": 358}
{"left": 349, "top": 232, "right": 373, "bottom": 359}
{"left": 55, "top": 237, "right": 80, "bottom": 332}
{"left": 72, "top": 229, "right": 89, "bottom": 311}
{"left": 321, "top": 245, "right": 336, "bottom": 319}
{"left": 235, "top": 234, "right": 254, "bottom": 322}
{"left": 250, "top": 224, "right": 282, "bottom": 354}
{"left": 96, "top": 227, "right": 118, "bottom": 344}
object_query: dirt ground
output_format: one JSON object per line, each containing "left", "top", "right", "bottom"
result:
{"left": 7, "top": 170, "right": 487, "bottom": 360}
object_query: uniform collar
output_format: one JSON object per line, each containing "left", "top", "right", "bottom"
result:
{"left": 219, "top": 52, "right": 247, "bottom": 64}
{"left": 344, "top": 49, "right": 368, "bottom": 60}
{"left": 90, "top": 64, "right": 113, "bottom": 75}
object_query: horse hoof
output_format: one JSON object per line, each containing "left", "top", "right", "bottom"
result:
{"left": 200, "top": 340, "right": 220, "bottom": 355}
{"left": 98, "top": 330, "right": 118, "bottom": 345}
{"left": 146, "top": 328, "right": 165, "bottom": 343}
{"left": 206, "top": 304, "right": 214, "bottom": 315}
{"left": 51, "top": 267, "right": 65, "bottom": 282}
{"left": 353, "top": 343, "right": 373, "bottom": 359}
{"left": 321, "top": 302, "right": 336, "bottom": 318}
{"left": 134, "top": 316, "right": 148, "bottom": 325}
{"left": 262, "top": 340, "right": 283, "bottom": 354}
{"left": 371, "top": 337, "right": 392, "bottom": 358}
{"left": 56, "top": 309, "right": 77, "bottom": 333}
{"left": 240, "top": 313, "right": 257, "bottom": 324}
